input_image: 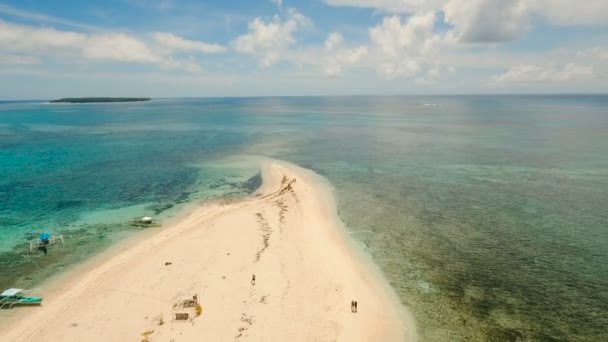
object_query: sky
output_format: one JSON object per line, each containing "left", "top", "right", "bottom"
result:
{"left": 0, "top": 0, "right": 607, "bottom": 99}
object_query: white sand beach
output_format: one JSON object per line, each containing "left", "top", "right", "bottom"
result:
{"left": 1, "top": 160, "right": 415, "bottom": 342}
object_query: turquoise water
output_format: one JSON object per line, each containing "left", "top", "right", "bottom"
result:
{"left": 1, "top": 96, "right": 607, "bottom": 341}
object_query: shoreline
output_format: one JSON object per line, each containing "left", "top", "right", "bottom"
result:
{"left": 0, "top": 184, "right": 230, "bottom": 328}
{"left": 1, "top": 159, "right": 415, "bottom": 341}
{"left": 0, "top": 200, "right": 226, "bottom": 329}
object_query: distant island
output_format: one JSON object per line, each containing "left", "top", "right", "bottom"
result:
{"left": 50, "top": 97, "right": 151, "bottom": 103}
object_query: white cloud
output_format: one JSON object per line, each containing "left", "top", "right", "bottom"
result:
{"left": 370, "top": 14, "right": 438, "bottom": 57}
{"left": 0, "top": 20, "right": 209, "bottom": 72}
{"left": 82, "top": 33, "right": 161, "bottom": 63}
{"left": 493, "top": 47, "right": 608, "bottom": 84}
{"left": 443, "top": 0, "right": 530, "bottom": 42}
{"left": 1, "top": 1, "right": 606, "bottom": 94}
{"left": 0, "top": 20, "right": 87, "bottom": 52}
{"left": 232, "top": 8, "right": 312, "bottom": 67}
{"left": 329, "top": 0, "right": 532, "bottom": 43}
{"left": 576, "top": 47, "right": 608, "bottom": 61}
{"left": 233, "top": 29, "right": 367, "bottom": 78}
{"left": 530, "top": 0, "right": 608, "bottom": 26}
{"left": 160, "top": 58, "right": 204, "bottom": 73}
{"left": 0, "top": 53, "right": 40, "bottom": 65}
{"left": 325, "top": 0, "right": 608, "bottom": 43}
{"left": 494, "top": 63, "right": 595, "bottom": 83}
{"left": 324, "top": 45, "right": 368, "bottom": 77}
{"left": 153, "top": 32, "right": 225, "bottom": 54}
{"left": 324, "top": 32, "right": 344, "bottom": 50}
{"left": 369, "top": 13, "right": 442, "bottom": 79}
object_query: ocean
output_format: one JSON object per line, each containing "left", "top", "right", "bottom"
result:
{"left": 1, "top": 96, "right": 606, "bottom": 341}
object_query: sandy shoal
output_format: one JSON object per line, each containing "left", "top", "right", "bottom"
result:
{"left": 1, "top": 160, "right": 416, "bottom": 342}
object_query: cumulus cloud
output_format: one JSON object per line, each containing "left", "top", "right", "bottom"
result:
{"left": 370, "top": 14, "right": 439, "bottom": 57}
{"left": 369, "top": 13, "right": 442, "bottom": 79}
{"left": 0, "top": 20, "right": 223, "bottom": 72}
{"left": 153, "top": 32, "right": 225, "bottom": 54}
{"left": 232, "top": 8, "right": 312, "bottom": 67}
{"left": 325, "top": 0, "right": 608, "bottom": 43}
{"left": 443, "top": 0, "right": 530, "bottom": 42}
{"left": 332, "top": 0, "right": 532, "bottom": 42}
{"left": 323, "top": 33, "right": 367, "bottom": 77}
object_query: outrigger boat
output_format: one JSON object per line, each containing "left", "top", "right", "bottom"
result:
{"left": 29, "top": 233, "right": 64, "bottom": 253}
{"left": 0, "top": 289, "right": 43, "bottom": 309}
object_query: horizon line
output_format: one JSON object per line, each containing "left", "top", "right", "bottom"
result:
{"left": 2, "top": 93, "right": 608, "bottom": 102}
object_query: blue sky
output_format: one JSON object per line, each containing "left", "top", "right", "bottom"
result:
{"left": 0, "top": 0, "right": 607, "bottom": 99}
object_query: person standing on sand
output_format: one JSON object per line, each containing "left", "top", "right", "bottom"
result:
{"left": 350, "top": 300, "right": 355, "bottom": 313}
{"left": 354, "top": 300, "right": 358, "bottom": 313}
{"left": 251, "top": 274, "right": 256, "bottom": 286}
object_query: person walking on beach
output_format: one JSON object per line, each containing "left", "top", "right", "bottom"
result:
{"left": 251, "top": 274, "right": 256, "bottom": 286}
{"left": 350, "top": 300, "right": 355, "bottom": 313}
{"left": 354, "top": 300, "right": 358, "bottom": 313}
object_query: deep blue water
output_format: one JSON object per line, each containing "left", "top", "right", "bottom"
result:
{"left": 1, "top": 96, "right": 607, "bottom": 341}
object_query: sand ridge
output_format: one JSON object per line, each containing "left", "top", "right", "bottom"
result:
{"left": 1, "top": 159, "right": 414, "bottom": 342}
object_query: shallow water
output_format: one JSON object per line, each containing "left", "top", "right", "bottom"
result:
{"left": 1, "top": 96, "right": 607, "bottom": 341}
{"left": 0, "top": 100, "right": 262, "bottom": 289}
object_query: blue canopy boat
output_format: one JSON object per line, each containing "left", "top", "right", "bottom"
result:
{"left": 29, "top": 233, "right": 64, "bottom": 253}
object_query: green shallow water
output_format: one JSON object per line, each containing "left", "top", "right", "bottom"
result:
{"left": 1, "top": 96, "right": 607, "bottom": 341}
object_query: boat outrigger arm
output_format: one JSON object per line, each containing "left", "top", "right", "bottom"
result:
{"left": 0, "top": 289, "right": 43, "bottom": 309}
